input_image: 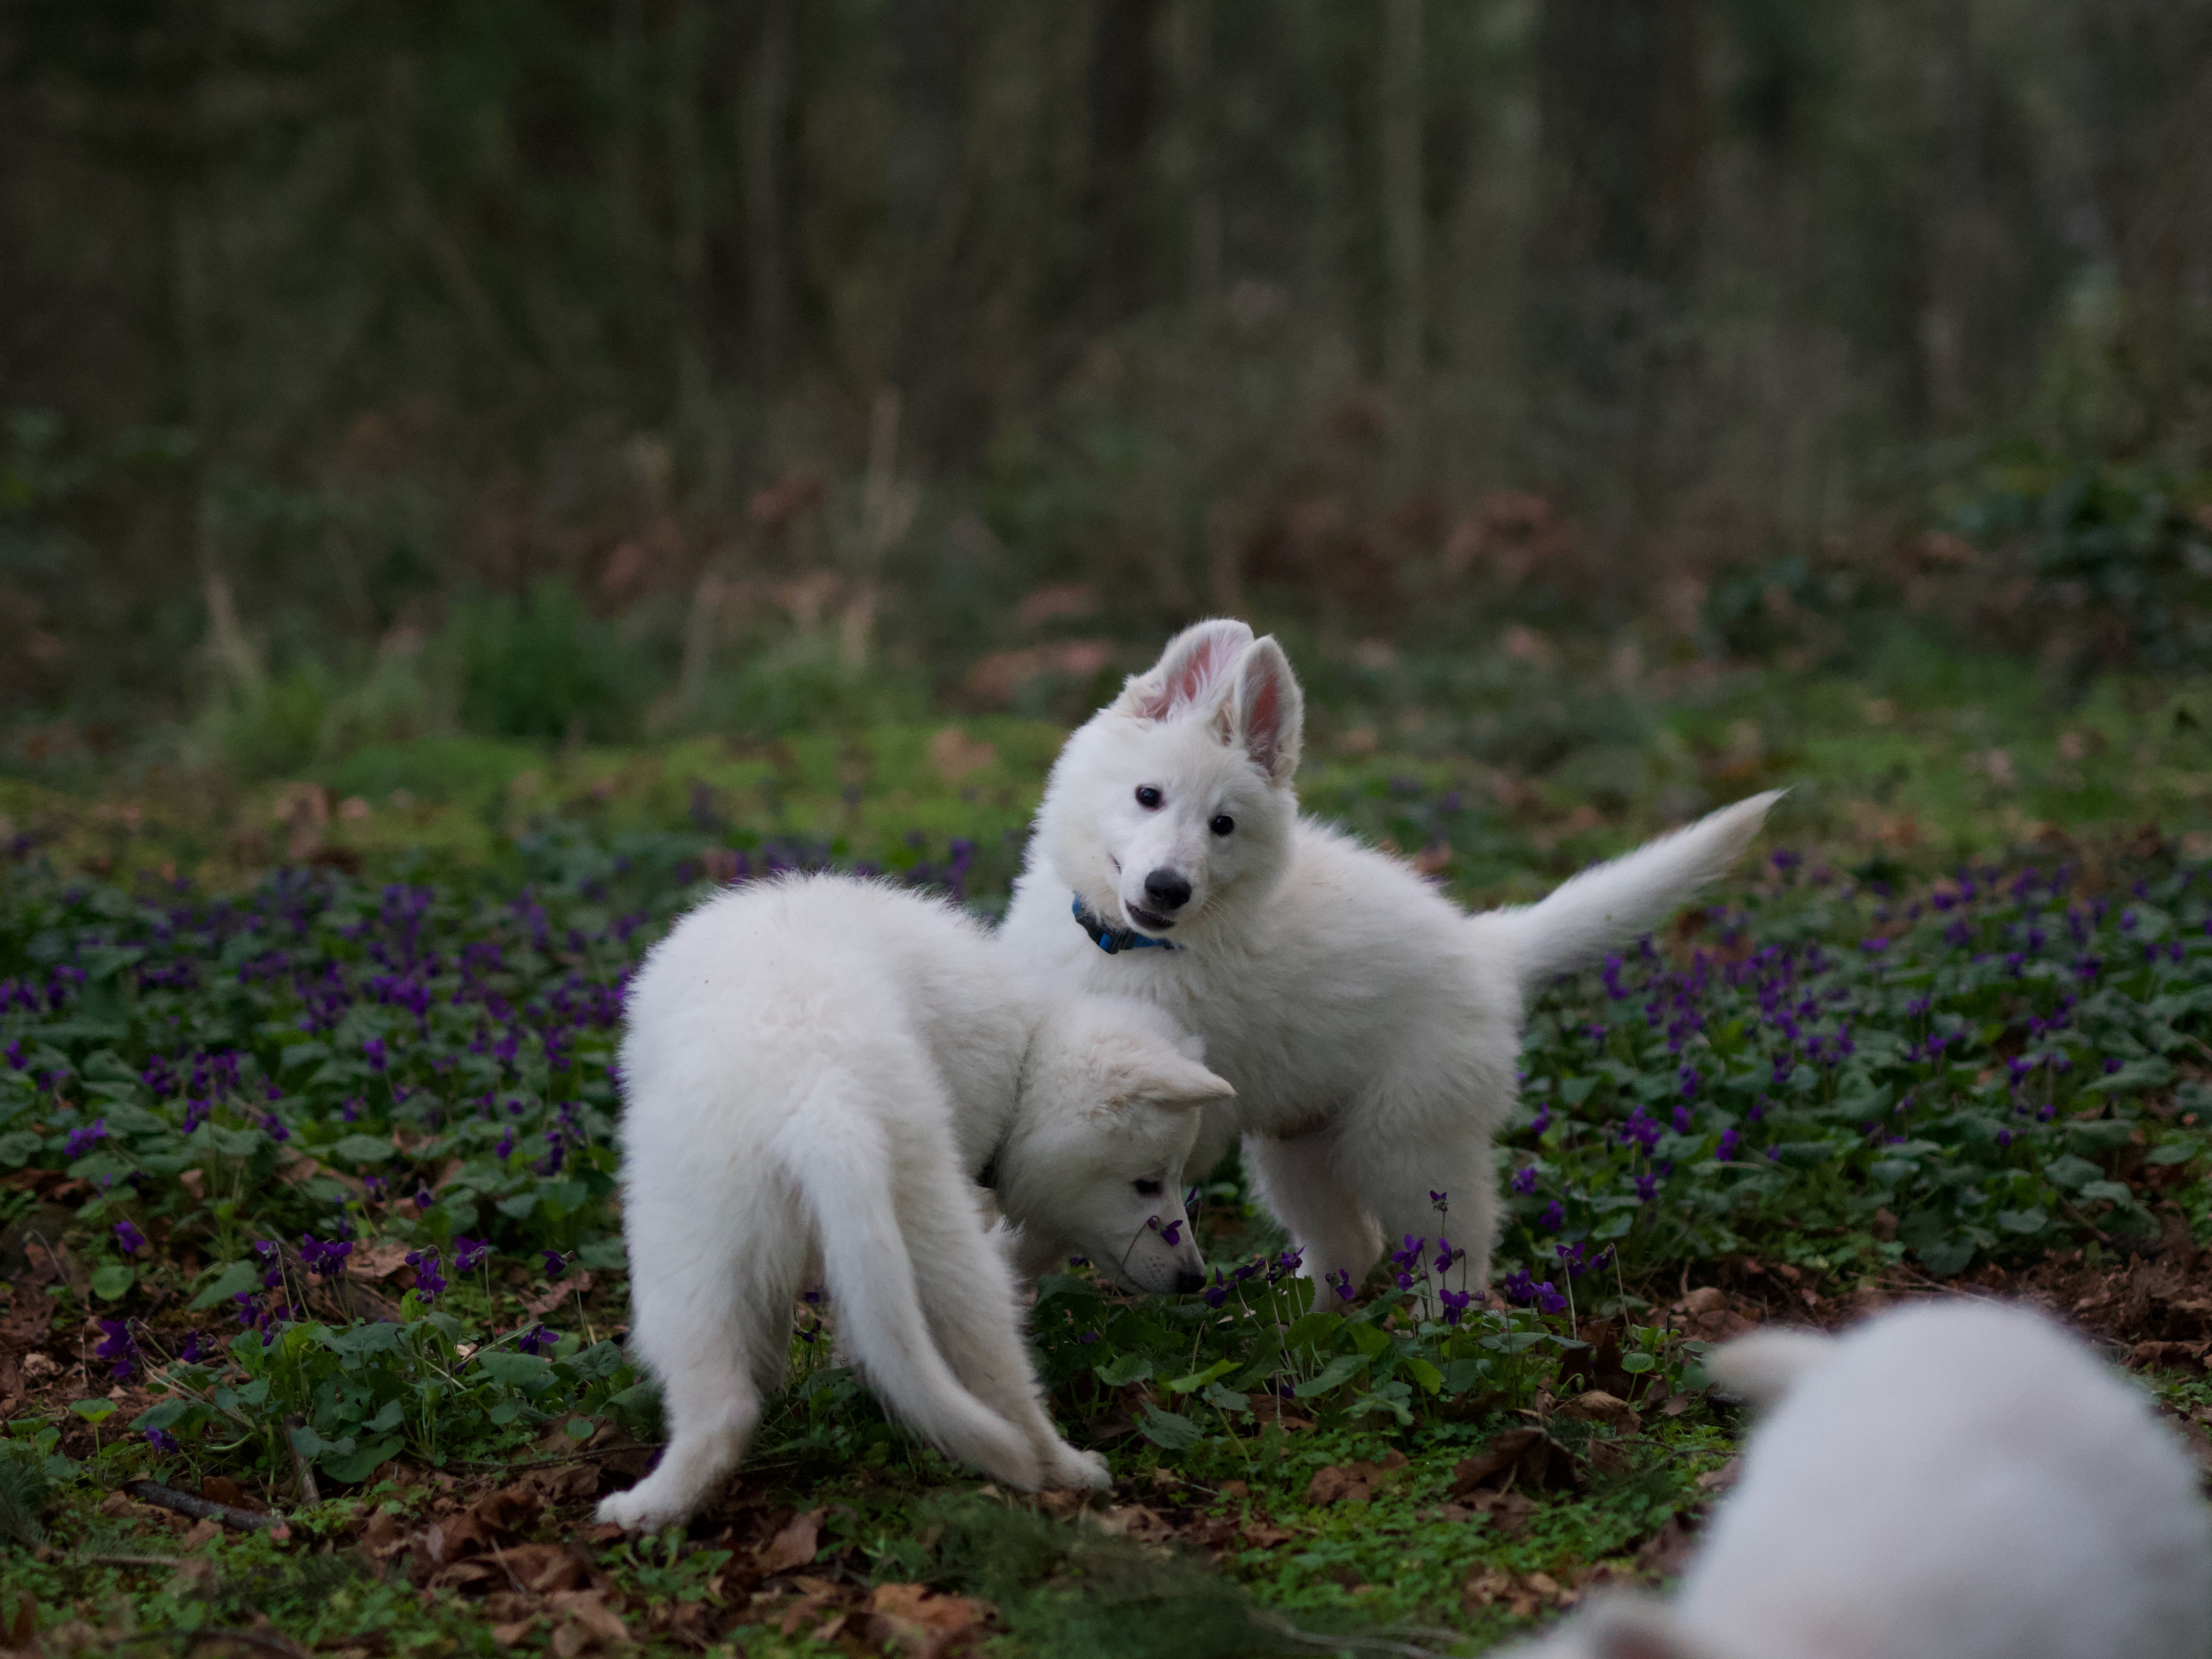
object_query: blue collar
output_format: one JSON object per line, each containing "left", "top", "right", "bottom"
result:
{"left": 1071, "top": 894, "right": 1182, "bottom": 954}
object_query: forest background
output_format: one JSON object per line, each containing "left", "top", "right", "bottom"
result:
{"left": 5, "top": 0, "right": 2212, "bottom": 802}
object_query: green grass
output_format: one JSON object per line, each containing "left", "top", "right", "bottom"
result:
{"left": 0, "top": 645, "right": 2209, "bottom": 1655}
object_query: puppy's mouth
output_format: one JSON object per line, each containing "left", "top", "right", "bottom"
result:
{"left": 1124, "top": 905, "right": 1176, "bottom": 934}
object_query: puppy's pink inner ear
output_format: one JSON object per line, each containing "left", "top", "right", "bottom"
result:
{"left": 1130, "top": 623, "right": 1247, "bottom": 720}
{"left": 1238, "top": 648, "right": 1298, "bottom": 777}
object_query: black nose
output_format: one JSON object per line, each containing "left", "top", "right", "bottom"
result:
{"left": 1143, "top": 869, "right": 1192, "bottom": 911}
{"left": 1173, "top": 1266, "right": 1206, "bottom": 1295}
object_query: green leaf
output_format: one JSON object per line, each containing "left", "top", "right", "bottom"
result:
{"left": 1136, "top": 1403, "right": 1204, "bottom": 1451}
{"left": 1281, "top": 1311, "right": 1343, "bottom": 1352}
{"left": 1402, "top": 1355, "right": 1444, "bottom": 1395}
{"left": 2085, "top": 1057, "right": 2173, "bottom": 1095}
{"left": 2147, "top": 1142, "right": 2200, "bottom": 1166}
{"left": 1768, "top": 1141, "right": 1837, "bottom": 1171}
{"left": 1916, "top": 1237, "right": 1975, "bottom": 1277}
{"left": 89, "top": 1264, "right": 134, "bottom": 1301}
{"left": 1200, "top": 1381, "right": 1251, "bottom": 1414}
{"left": 2041, "top": 1154, "right": 2103, "bottom": 1191}
{"left": 321, "top": 1436, "right": 403, "bottom": 1484}
{"left": 477, "top": 1351, "right": 553, "bottom": 1390}
{"left": 68, "top": 1400, "right": 116, "bottom": 1424}
{"left": 328, "top": 1135, "right": 397, "bottom": 1165}
{"left": 1166, "top": 1359, "right": 1234, "bottom": 1395}
{"left": 1994, "top": 1207, "right": 2049, "bottom": 1234}
{"left": 1621, "top": 1352, "right": 1657, "bottom": 1374}
{"left": 2079, "top": 1180, "right": 2136, "bottom": 1205}
{"left": 1093, "top": 1353, "right": 1153, "bottom": 1388}
{"left": 1346, "top": 1322, "right": 1392, "bottom": 1360}
{"left": 2067, "top": 1119, "right": 2138, "bottom": 1154}
{"left": 191, "top": 1260, "right": 264, "bottom": 1310}
{"left": 289, "top": 1423, "right": 347, "bottom": 1459}
{"left": 1292, "top": 1353, "right": 1369, "bottom": 1398}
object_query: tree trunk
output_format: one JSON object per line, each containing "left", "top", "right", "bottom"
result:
{"left": 1919, "top": 0, "right": 1976, "bottom": 425}
{"left": 1383, "top": 0, "right": 1424, "bottom": 406}
{"left": 1172, "top": 0, "right": 1220, "bottom": 314}
{"left": 1526, "top": 0, "right": 1706, "bottom": 517}
{"left": 1085, "top": 0, "right": 1165, "bottom": 323}
{"left": 667, "top": 0, "right": 712, "bottom": 445}
{"left": 742, "top": 0, "right": 793, "bottom": 381}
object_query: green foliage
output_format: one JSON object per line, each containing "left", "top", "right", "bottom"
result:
{"left": 456, "top": 582, "right": 657, "bottom": 743}
{"left": 0, "top": 1443, "right": 50, "bottom": 1548}
{"left": 1950, "top": 463, "right": 2212, "bottom": 671}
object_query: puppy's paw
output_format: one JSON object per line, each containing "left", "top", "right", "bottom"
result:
{"left": 1044, "top": 1445, "right": 1112, "bottom": 1490}
{"left": 596, "top": 1486, "right": 684, "bottom": 1534}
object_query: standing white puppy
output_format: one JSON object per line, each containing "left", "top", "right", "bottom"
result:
{"left": 597, "top": 875, "right": 1228, "bottom": 1533}
{"left": 1514, "top": 1299, "right": 2212, "bottom": 1659}
{"left": 998, "top": 617, "right": 1778, "bottom": 1297}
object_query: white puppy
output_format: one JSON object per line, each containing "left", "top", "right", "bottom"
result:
{"left": 597, "top": 874, "right": 1228, "bottom": 1533}
{"left": 998, "top": 617, "right": 1778, "bottom": 1296}
{"left": 1513, "top": 1299, "right": 2212, "bottom": 1659}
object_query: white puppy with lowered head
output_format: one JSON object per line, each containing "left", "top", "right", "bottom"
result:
{"left": 597, "top": 874, "right": 1228, "bottom": 1533}
{"left": 998, "top": 617, "right": 1778, "bottom": 1299}
{"left": 1513, "top": 1298, "right": 2212, "bottom": 1659}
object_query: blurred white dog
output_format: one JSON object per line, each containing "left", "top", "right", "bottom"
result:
{"left": 1513, "top": 1298, "right": 2212, "bottom": 1659}
{"left": 597, "top": 874, "right": 1229, "bottom": 1532}
{"left": 998, "top": 617, "right": 1778, "bottom": 1298}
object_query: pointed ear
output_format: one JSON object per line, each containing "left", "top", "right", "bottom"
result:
{"left": 1113, "top": 618, "right": 1255, "bottom": 722}
{"left": 1137, "top": 1053, "right": 1237, "bottom": 1111}
{"left": 1221, "top": 636, "right": 1304, "bottom": 781}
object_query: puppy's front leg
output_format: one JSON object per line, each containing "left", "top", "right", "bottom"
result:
{"left": 1241, "top": 1130, "right": 1383, "bottom": 1299}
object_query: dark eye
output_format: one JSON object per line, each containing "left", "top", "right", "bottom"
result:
{"left": 1133, "top": 1179, "right": 1164, "bottom": 1197}
{"left": 1135, "top": 786, "right": 1163, "bottom": 809}
{"left": 1209, "top": 814, "right": 1235, "bottom": 836}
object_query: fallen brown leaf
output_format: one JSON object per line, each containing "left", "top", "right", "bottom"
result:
{"left": 757, "top": 1507, "right": 825, "bottom": 1574}
{"left": 547, "top": 1589, "right": 629, "bottom": 1654}
{"left": 1451, "top": 1428, "right": 1546, "bottom": 1495}
{"left": 1557, "top": 1390, "right": 1641, "bottom": 1434}
{"left": 347, "top": 1242, "right": 413, "bottom": 1282}
{"left": 1304, "top": 1450, "right": 1408, "bottom": 1506}
{"left": 1088, "top": 1504, "right": 1175, "bottom": 1544}
{"left": 868, "top": 1582, "right": 993, "bottom": 1659}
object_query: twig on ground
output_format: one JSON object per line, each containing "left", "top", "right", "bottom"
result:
{"left": 452, "top": 1441, "right": 667, "bottom": 1471}
{"left": 123, "top": 1480, "right": 282, "bottom": 1532}
{"left": 82, "top": 1554, "right": 182, "bottom": 1569}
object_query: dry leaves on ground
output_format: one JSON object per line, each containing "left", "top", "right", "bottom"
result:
{"left": 1304, "top": 1449, "right": 1408, "bottom": 1506}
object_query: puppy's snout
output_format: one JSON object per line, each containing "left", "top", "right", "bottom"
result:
{"left": 1173, "top": 1266, "right": 1207, "bottom": 1295}
{"left": 1143, "top": 869, "right": 1192, "bottom": 912}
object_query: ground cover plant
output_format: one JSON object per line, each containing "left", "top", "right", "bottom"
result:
{"left": 1, "top": 720, "right": 2211, "bottom": 1658}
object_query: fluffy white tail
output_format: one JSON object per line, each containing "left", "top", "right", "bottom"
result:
{"left": 1706, "top": 1326, "right": 1835, "bottom": 1406}
{"left": 1474, "top": 790, "right": 1783, "bottom": 995}
{"left": 778, "top": 1078, "right": 1040, "bottom": 1486}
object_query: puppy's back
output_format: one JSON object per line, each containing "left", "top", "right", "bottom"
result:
{"left": 1683, "top": 1299, "right": 2212, "bottom": 1659}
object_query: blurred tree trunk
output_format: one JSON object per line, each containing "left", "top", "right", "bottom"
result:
{"left": 1086, "top": 0, "right": 1164, "bottom": 324}
{"left": 667, "top": 0, "right": 714, "bottom": 475}
{"left": 1171, "top": 0, "right": 1221, "bottom": 314}
{"left": 1918, "top": 0, "right": 1977, "bottom": 425}
{"left": 892, "top": 0, "right": 964, "bottom": 454}
{"left": 1526, "top": 0, "right": 1705, "bottom": 517}
{"left": 609, "top": 0, "right": 657, "bottom": 370}
{"left": 1383, "top": 0, "right": 1424, "bottom": 409}
{"left": 742, "top": 0, "right": 793, "bottom": 382}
